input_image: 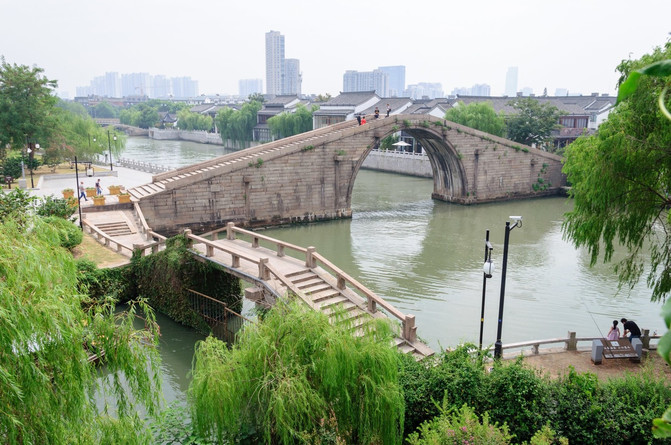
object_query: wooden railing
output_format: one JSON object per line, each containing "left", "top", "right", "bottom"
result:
{"left": 489, "top": 330, "right": 660, "bottom": 357}
{"left": 194, "top": 222, "right": 418, "bottom": 343}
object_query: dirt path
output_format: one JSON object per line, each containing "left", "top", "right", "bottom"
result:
{"left": 517, "top": 349, "right": 671, "bottom": 381}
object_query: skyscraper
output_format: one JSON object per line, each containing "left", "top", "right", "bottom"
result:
{"left": 378, "top": 66, "right": 405, "bottom": 97}
{"left": 265, "top": 30, "right": 285, "bottom": 95}
{"left": 505, "top": 67, "right": 518, "bottom": 97}
{"left": 342, "top": 69, "right": 388, "bottom": 96}
{"left": 283, "top": 59, "right": 301, "bottom": 96}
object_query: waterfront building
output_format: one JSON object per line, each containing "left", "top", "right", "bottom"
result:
{"left": 253, "top": 95, "right": 306, "bottom": 142}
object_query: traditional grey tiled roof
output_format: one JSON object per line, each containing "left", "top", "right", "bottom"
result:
{"left": 448, "top": 95, "right": 616, "bottom": 116}
{"left": 190, "top": 104, "right": 218, "bottom": 113}
{"left": 321, "top": 91, "right": 379, "bottom": 106}
{"left": 359, "top": 97, "right": 412, "bottom": 115}
{"left": 405, "top": 98, "right": 451, "bottom": 114}
{"left": 264, "top": 95, "right": 301, "bottom": 107}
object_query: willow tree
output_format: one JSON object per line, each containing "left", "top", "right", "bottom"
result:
{"left": 216, "top": 100, "right": 262, "bottom": 148}
{"left": 0, "top": 216, "right": 162, "bottom": 443}
{"left": 444, "top": 101, "right": 506, "bottom": 137}
{"left": 189, "top": 301, "right": 405, "bottom": 444}
{"left": 562, "top": 42, "right": 671, "bottom": 302}
{"left": 267, "top": 104, "right": 318, "bottom": 139}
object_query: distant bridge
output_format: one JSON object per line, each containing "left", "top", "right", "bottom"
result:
{"left": 128, "top": 115, "right": 566, "bottom": 234}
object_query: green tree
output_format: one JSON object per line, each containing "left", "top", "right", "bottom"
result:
{"left": 562, "top": 42, "right": 671, "bottom": 302}
{"left": 136, "top": 103, "right": 159, "bottom": 129}
{"left": 0, "top": 215, "right": 162, "bottom": 443}
{"left": 189, "top": 301, "right": 405, "bottom": 444}
{"left": 0, "top": 57, "right": 59, "bottom": 150}
{"left": 247, "top": 92, "right": 265, "bottom": 103}
{"left": 93, "top": 101, "right": 117, "bottom": 118}
{"left": 176, "top": 109, "right": 212, "bottom": 131}
{"left": 215, "top": 100, "right": 262, "bottom": 148}
{"left": 444, "top": 101, "right": 506, "bottom": 137}
{"left": 267, "top": 104, "right": 317, "bottom": 139}
{"left": 506, "top": 97, "right": 562, "bottom": 149}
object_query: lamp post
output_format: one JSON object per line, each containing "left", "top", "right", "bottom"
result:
{"left": 107, "top": 131, "right": 115, "bottom": 171}
{"left": 479, "top": 230, "right": 494, "bottom": 350}
{"left": 494, "top": 216, "right": 522, "bottom": 359}
{"left": 74, "top": 156, "right": 83, "bottom": 230}
{"left": 26, "top": 141, "right": 38, "bottom": 188}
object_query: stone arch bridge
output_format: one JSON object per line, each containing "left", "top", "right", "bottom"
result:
{"left": 128, "top": 115, "right": 566, "bottom": 235}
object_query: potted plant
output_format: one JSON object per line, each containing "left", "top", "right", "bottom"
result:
{"left": 86, "top": 187, "right": 96, "bottom": 197}
{"left": 93, "top": 195, "right": 106, "bottom": 206}
{"left": 117, "top": 192, "right": 131, "bottom": 204}
{"left": 108, "top": 185, "right": 121, "bottom": 195}
{"left": 62, "top": 188, "right": 74, "bottom": 199}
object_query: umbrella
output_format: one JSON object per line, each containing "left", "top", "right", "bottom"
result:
{"left": 392, "top": 141, "right": 411, "bottom": 147}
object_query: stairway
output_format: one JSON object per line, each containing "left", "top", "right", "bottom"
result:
{"left": 285, "top": 269, "right": 430, "bottom": 360}
{"left": 127, "top": 121, "right": 357, "bottom": 201}
{"left": 95, "top": 221, "right": 133, "bottom": 237}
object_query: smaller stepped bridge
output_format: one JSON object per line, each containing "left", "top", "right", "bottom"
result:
{"left": 110, "top": 216, "right": 434, "bottom": 360}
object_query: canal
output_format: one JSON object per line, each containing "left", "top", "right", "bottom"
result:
{"left": 122, "top": 136, "right": 665, "bottom": 396}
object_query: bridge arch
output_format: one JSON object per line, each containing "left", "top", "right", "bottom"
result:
{"left": 130, "top": 115, "right": 565, "bottom": 234}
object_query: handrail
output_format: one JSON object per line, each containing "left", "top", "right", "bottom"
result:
{"left": 185, "top": 288, "right": 255, "bottom": 324}
{"left": 488, "top": 330, "right": 660, "bottom": 356}
{"left": 82, "top": 219, "right": 134, "bottom": 256}
{"left": 211, "top": 222, "right": 308, "bottom": 257}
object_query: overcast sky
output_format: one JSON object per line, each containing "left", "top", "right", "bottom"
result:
{"left": 2, "top": 0, "right": 669, "bottom": 98}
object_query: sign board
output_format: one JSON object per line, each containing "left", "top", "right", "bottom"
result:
{"left": 602, "top": 338, "right": 638, "bottom": 359}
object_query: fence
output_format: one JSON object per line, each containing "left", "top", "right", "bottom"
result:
{"left": 186, "top": 288, "right": 254, "bottom": 343}
{"left": 116, "top": 158, "right": 171, "bottom": 174}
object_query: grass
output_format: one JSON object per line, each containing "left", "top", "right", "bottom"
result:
{"left": 72, "top": 232, "right": 130, "bottom": 268}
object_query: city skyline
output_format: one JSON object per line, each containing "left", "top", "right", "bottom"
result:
{"left": 1, "top": 0, "right": 669, "bottom": 99}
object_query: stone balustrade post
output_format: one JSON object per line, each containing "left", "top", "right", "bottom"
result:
{"left": 259, "top": 258, "right": 270, "bottom": 280}
{"left": 403, "top": 314, "right": 417, "bottom": 343}
{"left": 567, "top": 331, "right": 577, "bottom": 351}
{"left": 642, "top": 329, "right": 650, "bottom": 349}
{"left": 182, "top": 229, "right": 193, "bottom": 248}
{"left": 306, "top": 246, "right": 317, "bottom": 268}
{"left": 227, "top": 222, "right": 236, "bottom": 240}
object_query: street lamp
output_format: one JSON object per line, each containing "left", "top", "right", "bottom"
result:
{"left": 107, "top": 131, "right": 116, "bottom": 171}
{"left": 26, "top": 141, "right": 39, "bottom": 188}
{"left": 494, "top": 216, "right": 523, "bottom": 359}
{"left": 479, "top": 230, "right": 494, "bottom": 350}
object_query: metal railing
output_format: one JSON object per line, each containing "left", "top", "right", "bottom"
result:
{"left": 186, "top": 288, "right": 254, "bottom": 343}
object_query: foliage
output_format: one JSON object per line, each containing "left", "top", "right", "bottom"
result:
{"left": 76, "top": 259, "right": 134, "bottom": 303}
{"left": 380, "top": 134, "right": 399, "bottom": 150}
{"left": 1, "top": 155, "right": 23, "bottom": 179}
{"left": 130, "top": 235, "right": 241, "bottom": 331}
{"left": 506, "top": 97, "right": 562, "bottom": 149}
{"left": 176, "top": 109, "right": 213, "bottom": 131}
{"left": 189, "top": 301, "right": 405, "bottom": 444}
{"left": 399, "top": 345, "right": 487, "bottom": 436}
{"left": 93, "top": 101, "right": 117, "bottom": 118}
{"left": 267, "top": 104, "right": 318, "bottom": 139}
{"left": 216, "top": 100, "right": 262, "bottom": 148}
{"left": 0, "top": 187, "right": 36, "bottom": 225}
{"left": 562, "top": 42, "right": 671, "bottom": 302}
{"left": 528, "top": 425, "right": 568, "bottom": 445}
{"left": 0, "top": 57, "right": 58, "bottom": 150}
{"left": 314, "top": 93, "right": 332, "bottom": 102}
{"left": 481, "top": 357, "right": 550, "bottom": 442}
{"left": 655, "top": 299, "right": 671, "bottom": 437}
{"left": 445, "top": 101, "right": 507, "bottom": 137}
{"left": 42, "top": 215, "right": 82, "bottom": 249}
{"left": 247, "top": 92, "right": 265, "bottom": 103}
{"left": 150, "top": 401, "right": 211, "bottom": 445}
{"left": 35, "top": 194, "right": 76, "bottom": 220}
{"left": 119, "top": 103, "right": 159, "bottom": 129}
{"left": 0, "top": 216, "right": 162, "bottom": 443}
{"left": 406, "top": 403, "right": 512, "bottom": 445}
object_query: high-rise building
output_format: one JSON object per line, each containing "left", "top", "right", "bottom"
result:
{"left": 152, "top": 75, "right": 171, "bottom": 98}
{"left": 265, "top": 30, "right": 285, "bottom": 95}
{"left": 121, "top": 72, "right": 150, "bottom": 97}
{"left": 171, "top": 76, "right": 198, "bottom": 98}
{"left": 505, "top": 67, "right": 518, "bottom": 97}
{"left": 471, "top": 84, "right": 491, "bottom": 96}
{"left": 283, "top": 59, "right": 302, "bottom": 96}
{"left": 405, "top": 83, "right": 443, "bottom": 100}
{"left": 343, "top": 69, "right": 388, "bottom": 96}
{"left": 378, "top": 65, "right": 405, "bottom": 97}
{"left": 239, "top": 78, "right": 264, "bottom": 98}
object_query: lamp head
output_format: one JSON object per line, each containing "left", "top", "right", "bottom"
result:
{"left": 509, "top": 215, "right": 523, "bottom": 228}
{"left": 483, "top": 260, "right": 495, "bottom": 278}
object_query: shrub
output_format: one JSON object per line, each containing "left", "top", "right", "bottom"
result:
{"left": 42, "top": 216, "right": 82, "bottom": 249}
{"left": 35, "top": 195, "right": 76, "bottom": 220}
{"left": 406, "top": 403, "right": 512, "bottom": 445}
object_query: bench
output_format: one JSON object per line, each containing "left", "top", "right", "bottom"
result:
{"left": 591, "top": 338, "right": 642, "bottom": 364}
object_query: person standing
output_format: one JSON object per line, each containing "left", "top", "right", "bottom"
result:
{"left": 386, "top": 103, "right": 391, "bottom": 117}
{"left": 361, "top": 115, "right": 366, "bottom": 125}
{"left": 621, "top": 318, "right": 641, "bottom": 343}
{"left": 374, "top": 107, "right": 380, "bottom": 119}
{"left": 78, "top": 181, "right": 87, "bottom": 201}
{"left": 356, "top": 114, "right": 362, "bottom": 125}
{"left": 95, "top": 179, "right": 102, "bottom": 196}
{"left": 606, "top": 320, "right": 620, "bottom": 341}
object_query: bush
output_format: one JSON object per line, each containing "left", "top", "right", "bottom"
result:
{"left": 76, "top": 259, "right": 133, "bottom": 303}
{"left": 42, "top": 216, "right": 82, "bottom": 249}
{"left": 406, "top": 403, "right": 512, "bottom": 445}
{"left": 35, "top": 195, "right": 76, "bottom": 220}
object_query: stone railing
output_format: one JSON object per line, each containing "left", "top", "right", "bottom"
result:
{"left": 489, "top": 330, "right": 660, "bottom": 357}
{"left": 198, "top": 222, "right": 420, "bottom": 344}
{"left": 117, "top": 158, "right": 171, "bottom": 174}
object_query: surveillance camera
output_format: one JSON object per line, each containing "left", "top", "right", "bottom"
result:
{"left": 509, "top": 216, "right": 522, "bottom": 222}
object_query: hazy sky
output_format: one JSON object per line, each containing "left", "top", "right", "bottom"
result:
{"left": 2, "top": 0, "right": 670, "bottom": 98}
